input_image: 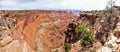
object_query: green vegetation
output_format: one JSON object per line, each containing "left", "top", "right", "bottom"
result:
{"left": 64, "top": 23, "right": 95, "bottom": 52}
{"left": 75, "top": 24, "right": 95, "bottom": 47}
{"left": 118, "top": 7, "right": 120, "bottom": 11}
{"left": 64, "top": 43, "right": 72, "bottom": 52}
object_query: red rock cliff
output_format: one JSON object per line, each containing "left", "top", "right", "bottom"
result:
{"left": 1, "top": 10, "right": 79, "bottom": 52}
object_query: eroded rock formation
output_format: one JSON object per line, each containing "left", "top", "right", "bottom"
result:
{"left": 0, "top": 10, "right": 120, "bottom": 52}
{"left": 0, "top": 10, "right": 79, "bottom": 52}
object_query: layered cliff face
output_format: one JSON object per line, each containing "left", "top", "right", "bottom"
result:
{"left": 0, "top": 10, "right": 79, "bottom": 52}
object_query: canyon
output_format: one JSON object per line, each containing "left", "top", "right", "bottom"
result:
{"left": 0, "top": 10, "right": 120, "bottom": 52}
{"left": 0, "top": 10, "right": 79, "bottom": 52}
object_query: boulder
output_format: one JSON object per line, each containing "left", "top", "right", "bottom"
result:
{"left": 0, "top": 26, "right": 6, "bottom": 30}
{"left": 114, "top": 44, "right": 120, "bottom": 52}
{"left": 50, "top": 49, "right": 57, "bottom": 52}
{"left": 0, "top": 40, "right": 21, "bottom": 52}
{"left": 0, "top": 40, "right": 35, "bottom": 52}
{"left": 114, "top": 29, "right": 120, "bottom": 38}
{"left": 116, "top": 23, "right": 120, "bottom": 26}
{"left": 116, "top": 26, "right": 120, "bottom": 29}
{"left": 116, "top": 38, "right": 120, "bottom": 44}
{"left": 0, "top": 36, "right": 13, "bottom": 46}
{"left": 115, "top": 16, "right": 120, "bottom": 22}
{"left": 0, "top": 30, "right": 10, "bottom": 40}
{"left": 98, "top": 47, "right": 112, "bottom": 52}
{"left": 104, "top": 35, "right": 117, "bottom": 48}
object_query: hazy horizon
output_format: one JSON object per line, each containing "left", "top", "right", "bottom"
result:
{"left": 0, "top": 0, "right": 120, "bottom": 10}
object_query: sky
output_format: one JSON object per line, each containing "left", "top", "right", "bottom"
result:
{"left": 0, "top": 0, "right": 120, "bottom": 10}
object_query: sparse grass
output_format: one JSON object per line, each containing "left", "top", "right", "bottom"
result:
{"left": 64, "top": 43, "right": 72, "bottom": 52}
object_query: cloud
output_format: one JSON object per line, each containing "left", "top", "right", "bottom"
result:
{"left": 116, "top": 0, "right": 120, "bottom": 6}
{"left": 0, "top": 0, "right": 119, "bottom": 10}
{"left": 16, "top": 0, "right": 37, "bottom": 3}
{"left": 0, "top": 0, "right": 64, "bottom": 10}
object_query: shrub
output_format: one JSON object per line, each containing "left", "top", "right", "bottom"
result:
{"left": 64, "top": 43, "right": 72, "bottom": 52}
{"left": 75, "top": 24, "right": 95, "bottom": 47}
